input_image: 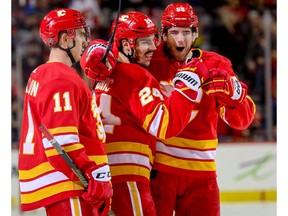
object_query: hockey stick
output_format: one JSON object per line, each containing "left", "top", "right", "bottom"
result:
{"left": 90, "top": 0, "right": 122, "bottom": 92}
{"left": 39, "top": 124, "right": 88, "bottom": 187}
{"left": 38, "top": 124, "right": 115, "bottom": 216}
{"left": 101, "top": 0, "right": 122, "bottom": 64}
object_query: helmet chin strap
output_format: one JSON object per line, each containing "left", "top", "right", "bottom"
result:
{"left": 125, "top": 50, "right": 135, "bottom": 63}
{"left": 57, "top": 40, "right": 76, "bottom": 64}
{"left": 119, "top": 45, "right": 134, "bottom": 63}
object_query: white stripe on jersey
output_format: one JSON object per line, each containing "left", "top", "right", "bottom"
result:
{"left": 156, "top": 141, "right": 216, "bottom": 160}
{"left": 42, "top": 134, "right": 80, "bottom": 149}
{"left": 108, "top": 153, "right": 152, "bottom": 170}
{"left": 148, "top": 105, "right": 164, "bottom": 136}
{"left": 20, "top": 171, "right": 69, "bottom": 192}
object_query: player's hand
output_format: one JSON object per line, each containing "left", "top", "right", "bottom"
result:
{"left": 201, "top": 68, "right": 248, "bottom": 107}
{"left": 172, "top": 58, "right": 208, "bottom": 102}
{"left": 80, "top": 39, "right": 116, "bottom": 81}
{"left": 182, "top": 58, "right": 210, "bottom": 82}
{"left": 82, "top": 163, "right": 113, "bottom": 205}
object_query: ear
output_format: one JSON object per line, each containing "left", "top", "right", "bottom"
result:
{"left": 121, "top": 39, "right": 133, "bottom": 56}
{"left": 58, "top": 32, "right": 70, "bottom": 48}
{"left": 192, "top": 32, "right": 198, "bottom": 39}
{"left": 162, "top": 32, "right": 168, "bottom": 42}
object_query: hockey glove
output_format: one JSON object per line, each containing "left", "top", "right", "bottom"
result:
{"left": 202, "top": 68, "right": 248, "bottom": 107}
{"left": 82, "top": 163, "right": 113, "bottom": 205}
{"left": 172, "top": 58, "right": 209, "bottom": 102}
{"left": 99, "top": 198, "right": 112, "bottom": 216}
{"left": 80, "top": 39, "right": 116, "bottom": 81}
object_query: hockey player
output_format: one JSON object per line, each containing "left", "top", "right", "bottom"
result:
{"left": 80, "top": 11, "right": 215, "bottom": 216}
{"left": 147, "top": 2, "right": 256, "bottom": 216}
{"left": 18, "top": 8, "right": 112, "bottom": 216}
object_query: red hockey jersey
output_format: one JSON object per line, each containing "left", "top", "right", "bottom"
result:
{"left": 18, "top": 62, "right": 108, "bottom": 211}
{"left": 94, "top": 62, "right": 196, "bottom": 185}
{"left": 147, "top": 44, "right": 256, "bottom": 178}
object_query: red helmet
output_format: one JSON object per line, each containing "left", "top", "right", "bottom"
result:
{"left": 112, "top": 11, "right": 158, "bottom": 48}
{"left": 161, "top": 3, "right": 198, "bottom": 28}
{"left": 39, "top": 8, "right": 90, "bottom": 47}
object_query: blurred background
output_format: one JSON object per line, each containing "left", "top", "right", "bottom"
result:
{"left": 11, "top": 0, "right": 277, "bottom": 215}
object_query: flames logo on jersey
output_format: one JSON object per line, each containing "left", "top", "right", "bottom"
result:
{"left": 91, "top": 93, "right": 106, "bottom": 142}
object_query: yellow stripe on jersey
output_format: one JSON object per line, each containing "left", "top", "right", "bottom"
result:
{"left": 127, "top": 182, "right": 142, "bottom": 216}
{"left": 70, "top": 197, "right": 81, "bottom": 216}
{"left": 143, "top": 104, "right": 161, "bottom": 131}
{"left": 154, "top": 153, "right": 216, "bottom": 171}
{"left": 219, "top": 106, "right": 225, "bottom": 119}
{"left": 89, "top": 155, "right": 109, "bottom": 164}
{"left": 159, "top": 137, "right": 218, "bottom": 149}
{"left": 20, "top": 181, "right": 83, "bottom": 204}
{"left": 49, "top": 126, "right": 79, "bottom": 135}
{"left": 143, "top": 104, "right": 169, "bottom": 139}
{"left": 110, "top": 165, "right": 151, "bottom": 179}
{"left": 247, "top": 95, "right": 257, "bottom": 115}
{"left": 106, "top": 142, "right": 153, "bottom": 162}
{"left": 44, "top": 143, "right": 84, "bottom": 157}
{"left": 19, "top": 162, "right": 54, "bottom": 180}
{"left": 157, "top": 105, "right": 169, "bottom": 140}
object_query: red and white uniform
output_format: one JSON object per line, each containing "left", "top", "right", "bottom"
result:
{"left": 18, "top": 62, "right": 107, "bottom": 212}
{"left": 147, "top": 44, "right": 256, "bottom": 216}
{"left": 93, "top": 61, "right": 196, "bottom": 216}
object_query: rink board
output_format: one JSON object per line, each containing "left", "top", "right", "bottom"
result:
{"left": 11, "top": 142, "right": 276, "bottom": 208}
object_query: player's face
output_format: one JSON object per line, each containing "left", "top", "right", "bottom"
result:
{"left": 134, "top": 35, "right": 157, "bottom": 67}
{"left": 71, "top": 28, "right": 89, "bottom": 62}
{"left": 163, "top": 27, "right": 196, "bottom": 62}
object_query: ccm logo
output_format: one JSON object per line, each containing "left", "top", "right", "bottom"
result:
{"left": 95, "top": 171, "right": 111, "bottom": 179}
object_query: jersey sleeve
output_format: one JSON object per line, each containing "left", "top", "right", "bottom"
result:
{"left": 200, "top": 50, "right": 256, "bottom": 130}
{"left": 218, "top": 94, "right": 256, "bottom": 130}
{"left": 127, "top": 66, "right": 195, "bottom": 140}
